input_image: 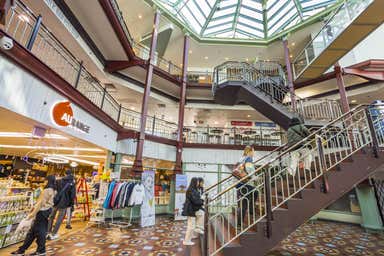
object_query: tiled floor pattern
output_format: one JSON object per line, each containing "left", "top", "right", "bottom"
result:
{"left": 1, "top": 217, "right": 384, "bottom": 255}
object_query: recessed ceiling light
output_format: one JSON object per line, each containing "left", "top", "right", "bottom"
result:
{"left": 351, "top": 100, "right": 357, "bottom": 103}
{"left": 225, "top": 57, "right": 229, "bottom": 60}
{"left": 189, "top": 50, "right": 192, "bottom": 54}
{"left": 247, "top": 114, "right": 251, "bottom": 118}
{"left": 245, "top": 58, "right": 249, "bottom": 62}
{"left": 204, "top": 56, "right": 208, "bottom": 60}
{"left": 291, "top": 42, "right": 295, "bottom": 46}
{"left": 130, "top": 106, "right": 136, "bottom": 111}
{"left": 290, "top": 55, "right": 293, "bottom": 58}
{"left": 138, "top": 14, "right": 142, "bottom": 19}
{"left": 214, "top": 121, "right": 218, "bottom": 125}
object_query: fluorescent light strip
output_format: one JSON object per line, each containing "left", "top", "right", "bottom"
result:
{"left": 58, "top": 155, "right": 100, "bottom": 166}
{"left": 37, "top": 153, "right": 106, "bottom": 159}
{"left": 0, "top": 144, "right": 103, "bottom": 152}
{"left": 0, "top": 132, "right": 68, "bottom": 139}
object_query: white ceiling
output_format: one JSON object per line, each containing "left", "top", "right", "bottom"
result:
{"left": 0, "top": 107, "right": 107, "bottom": 166}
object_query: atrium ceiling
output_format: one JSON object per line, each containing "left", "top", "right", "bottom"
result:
{"left": 148, "top": 0, "right": 339, "bottom": 41}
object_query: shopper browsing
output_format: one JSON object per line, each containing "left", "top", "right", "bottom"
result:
{"left": 182, "top": 177, "right": 204, "bottom": 246}
{"left": 47, "top": 170, "right": 76, "bottom": 240}
{"left": 11, "top": 175, "right": 57, "bottom": 256}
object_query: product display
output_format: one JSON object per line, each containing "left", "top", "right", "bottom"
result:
{"left": 103, "top": 180, "right": 144, "bottom": 209}
{"left": 0, "top": 180, "right": 32, "bottom": 248}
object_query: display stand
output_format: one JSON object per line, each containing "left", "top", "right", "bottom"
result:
{"left": 76, "top": 178, "right": 91, "bottom": 221}
{"left": 0, "top": 180, "right": 32, "bottom": 248}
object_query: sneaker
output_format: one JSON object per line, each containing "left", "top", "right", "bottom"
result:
{"left": 183, "top": 240, "right": 195, "bottom": 246}
{"left": 29, "top": 252, "right": 46, "bottom": 256}
{"left": 50, "top": 233, "right": 59, "bottom": 240}
{"left": 65, "top": 225, "right": 72, "bottom": 229}
{"left": 194, "top": 228, "right": 204, "bottom": 235}
{"left": 10, "top": 251, "right": 25, "bottom": 255}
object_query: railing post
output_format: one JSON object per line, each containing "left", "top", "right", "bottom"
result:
{"left": 203, "top": 193, "right": 209, "bottom": 256}
{"left": 168, "top": 61, "right": 172, "bottom": 73}
{"left": 365, "top": 108, "right": 379, "bottom": 158}
{"left": 152, "top": 115, "right": 156, "bottom": 135}
{"left": 74, "top": 61, "right": 83, "bottom": 89}
{"left": 100, "top": 87, "right": 107, "bottom": 109}
{"left": 117, "top": 104, "right": 122, "bottom": 123}
{"left": 265, "top": 169, "right": 273, "bottom": 238}
{"left": 317, "top": 135, "right": 329, "bottom": 193}
{"left": 26, "top": 14, "right": 42, "bottom": 51}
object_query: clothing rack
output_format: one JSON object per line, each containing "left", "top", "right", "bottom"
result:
{"left": 105, "top": 178, "right": 142, "bottom": 229}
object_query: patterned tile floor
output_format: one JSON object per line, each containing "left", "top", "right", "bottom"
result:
{"left": 1, "top": 217, "right": 384, "bottom": 255}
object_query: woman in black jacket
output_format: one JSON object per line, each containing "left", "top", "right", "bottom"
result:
{"left": 182, "top": 177, "right": 203, "bottom": 246}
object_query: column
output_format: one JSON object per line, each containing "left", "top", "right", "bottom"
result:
{"left": 174, "top": 35, "right": 190, "bottom": 173}
{"left": 132, "top": 10, "right": 160, "bottom": 174}
{"left": 282, "top": 37, "right": 296, "bottom": 110}
{"left": 356, "top": 183, "right": 384, "bottom": 231}
{"left": 334, "top": 63, "right": 350, "bottom": 114}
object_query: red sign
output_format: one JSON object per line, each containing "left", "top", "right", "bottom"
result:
{"left": 231, "top": 121, "right": 253, "bottom": 126}
{"left": 51, "top": 101, "right": 90, "bottom": 133}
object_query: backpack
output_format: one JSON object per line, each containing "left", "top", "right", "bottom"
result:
{"left": 54, "top": 183, "right": 70, "bottom": 207}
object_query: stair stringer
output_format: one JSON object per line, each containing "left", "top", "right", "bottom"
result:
{"left": 222, "top": 149, "right": 384, "bottom": 256}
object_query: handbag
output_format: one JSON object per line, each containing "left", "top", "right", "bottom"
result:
{"left": 16, "top": 217, "right": 33, "bottom": 233}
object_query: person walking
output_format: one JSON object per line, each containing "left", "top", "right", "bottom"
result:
{"left": 195, "top": 177, "right": 205, "bottom": 234}
{"left": 11, "top": 175, "right": 57, "bottom": 256}
{"left": 233, "top": 146, "right": 258, "bottom": 230}
{"left": 287, "top": 117, "right": 312, "bottom": 176}
{"left": 47, "top": 170, "right": 76, "bottom": 240}
{"left": 182, "top": 177, "right": 204, "bottom": 246}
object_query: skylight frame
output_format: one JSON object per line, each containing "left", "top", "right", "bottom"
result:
{"left": 152, "top": 0, "right": 340, "bottom": 41}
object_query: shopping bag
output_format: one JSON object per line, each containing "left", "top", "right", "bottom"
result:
{"left": 16, "top": 218, "right": 33, "bottom": 232}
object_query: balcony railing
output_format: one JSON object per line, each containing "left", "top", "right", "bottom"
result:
{"left": 292, "top": 0, "right": 373, "bottom": 78}
{"left": 3, "top": 1, "right": 181, "bottom": 139}
{"left": 184, "top": 126, "right": 285, "bottom": 146}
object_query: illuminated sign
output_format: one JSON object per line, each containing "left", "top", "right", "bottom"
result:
{"left": 51, "top": 101, "right": 90, "bottom": 133}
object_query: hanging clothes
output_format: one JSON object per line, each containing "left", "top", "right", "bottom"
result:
{"left": 128, "top": 183, "right": 145, "bottom": 206}
{"left": 102, "top": 181, "right": 145, "bottom": 209}
{"left": 103, "top": 181, "right": 116, "bottom": 209}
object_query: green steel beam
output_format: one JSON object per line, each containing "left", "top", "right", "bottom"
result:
{"left": 293, "top": 0, "right": 304, "bottom": 20}
{"left": 232, "top": 0, "right": 243, "bottom": 30}
{"left": 200, "top": 0, "right": 220, "bottom": 37}
{"left": 262, "top": 0, "right": 268, "bottom": 39}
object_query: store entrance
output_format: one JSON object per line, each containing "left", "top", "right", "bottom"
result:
{"left": 0, "top": 107, "right": 107, "bottom": 250}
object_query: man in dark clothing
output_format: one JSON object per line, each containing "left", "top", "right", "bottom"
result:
{"left": 47, "top": 170, "right": 76, "bottom": 240}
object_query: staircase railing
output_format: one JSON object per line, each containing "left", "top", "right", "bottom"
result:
{"left": 292, "top": 0, "right": 374, "bottom": 79}
{"left": 204, "top": 144, "right": 287, "bottom": 199}
{"left": 212, "top": 61, "right": 342, "bottom": 122}
{"left": 204, "top": 104, "right": 383, "bottom": 256}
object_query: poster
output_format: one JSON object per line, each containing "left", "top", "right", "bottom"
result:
{"left": 141, "top": 171, "right": 155, "bottom": 227}
{"left": 174, "top": 174, "right": 188, "bottom": 220}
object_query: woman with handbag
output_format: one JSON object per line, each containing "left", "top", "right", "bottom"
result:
{"left": 233, "top": 146, "right": 258, "bottom": 230}
{"left": 182, "top": 177, "right": 204, "bottom": 246}
{"left": 11, "top": 175, "right": 57, "bottom": 256}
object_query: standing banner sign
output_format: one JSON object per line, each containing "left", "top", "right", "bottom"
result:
{"left": 141, "top": 171, "right": 155, "bottom": 227}
{"left": 174, "top": 174, "right": 188, "bottom": 220}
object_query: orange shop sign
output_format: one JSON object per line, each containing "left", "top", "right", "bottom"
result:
{"left": 51, "top": 101, "right": 90, "bottom": 133}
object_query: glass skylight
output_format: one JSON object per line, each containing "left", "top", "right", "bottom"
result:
{"left": 152, "top": 0, "right": 339, "bottom": 40}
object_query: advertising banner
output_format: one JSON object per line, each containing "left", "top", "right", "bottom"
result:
{"left": 231, "top": 121, "right": 253, "bottom": 126}
{"left": 174, "top": 174, "right": 188, "bottom": 220}
{"left": 141, "top": 171, "right": 155, "bottom": 227}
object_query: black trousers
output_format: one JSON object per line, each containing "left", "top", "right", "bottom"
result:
{"left": 237, "top": 184, "right": 258, "bottom": 227}
{"left": 19, "top": 208, "right": 52, "bottom": 253}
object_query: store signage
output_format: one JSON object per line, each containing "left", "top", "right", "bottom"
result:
{"left": 255, "top": 122, "right": 276, "bottom": 128}
{"left": 51, "top": 101, "right": 90, "bottom": 133}
{"left": 141, "top": 171, "right": 155, "bottom": 227}
{"left": 231, "top": 121, "right": 253, "bottom": 126}
{"left": 175, "top": 174, "right": 188, "bottom": 221}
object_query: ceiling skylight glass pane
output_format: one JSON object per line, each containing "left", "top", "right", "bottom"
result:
{"left": 154, "top": 0, "right": 338, "bottom": 40}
